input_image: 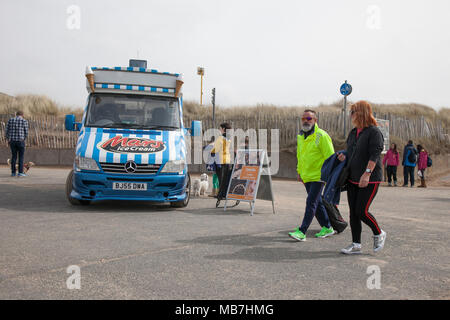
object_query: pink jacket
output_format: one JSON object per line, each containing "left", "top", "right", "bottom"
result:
{"left": 383, "top": 149, "right": 399, "bottom": 166}
{"left": 418, "top": 151, "right": 428, "bottom": 170}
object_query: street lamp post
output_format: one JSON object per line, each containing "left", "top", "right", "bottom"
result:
{"left": 197, "top": 67, "right": 205, "bottom": 105}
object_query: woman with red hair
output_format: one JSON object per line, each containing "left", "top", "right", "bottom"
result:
{"left": 337, "top": 101, "right": 387, "bottom": 254}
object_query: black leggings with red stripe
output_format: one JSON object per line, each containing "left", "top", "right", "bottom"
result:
{"left": 347, "top": 182, "right": 382, "bottom": 244}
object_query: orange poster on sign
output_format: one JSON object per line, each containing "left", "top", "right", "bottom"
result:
{"left": 239, "top": 166, "right": 259, "bottom": 180}
{"left": 227, "top": 149, "right": 263, "bottom": 202}
{"left": 224, "top": 149, "right": 275, "bottom": 216}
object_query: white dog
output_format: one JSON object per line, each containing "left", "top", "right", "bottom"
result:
{"left": 192, "top": 179, "right": 201, "bottom": 197}
{"left": 192, "top": 173, "right": 209, "bottom": 197}
{"left": 199, "top": 173, "right": 209, "bottom": 196}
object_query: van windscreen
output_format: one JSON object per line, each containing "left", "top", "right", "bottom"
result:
{"left": 85, "top": 93, "right": 180, "bottom": 130}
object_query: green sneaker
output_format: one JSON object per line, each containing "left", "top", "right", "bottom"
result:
{"left": 315, "top": 226, "right": 336, "bottom": 238}
{"left": 289, "top": 228, "right": 306, "bottom": 242}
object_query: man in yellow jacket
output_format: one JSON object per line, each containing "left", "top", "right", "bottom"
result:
{"left": 289, "top": 110, "right": 336, "bottom": 241}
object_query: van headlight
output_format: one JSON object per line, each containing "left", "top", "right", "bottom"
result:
{"left": 75, "top": 155, "right": 100, "bottom": 171}
{"left": 160, "top": 160, "right": 185, "bottom": 174}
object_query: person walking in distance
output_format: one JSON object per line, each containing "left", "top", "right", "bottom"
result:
{"left": 402, "top": 140, "right": 417, "bottom": 187}
{"left": 5, "top": 110, "right": 29, "bottom": 177}
{"left": 288, "top": 109, "right": 336, "bottom": 242}
{"left": 337, "top": 101, "right": 386, "bottom": 254}
{"left": 383, "top": 143, "right": 399, "bottom": 186}
{"left": 417, "top": 144, "right": 428, "bottom": 188}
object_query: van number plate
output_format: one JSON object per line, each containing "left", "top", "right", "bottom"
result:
{"left": 112, "top": 182, "right": 147, "bottom": 191}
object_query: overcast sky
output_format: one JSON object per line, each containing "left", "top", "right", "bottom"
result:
{"left": 1, "top": 0, "right": 449, "bottom": 109}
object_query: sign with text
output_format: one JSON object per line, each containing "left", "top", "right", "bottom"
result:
{"left": 225, "top": 149, "right": 275, "bottom": 215}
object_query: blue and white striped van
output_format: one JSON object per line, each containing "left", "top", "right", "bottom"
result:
{"left": 65, "top": 60, "right": 201, "bottom": 207}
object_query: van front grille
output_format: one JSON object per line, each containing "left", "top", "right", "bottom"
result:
{"left": 100, "top": 162, "right": 161, "bottom": 175}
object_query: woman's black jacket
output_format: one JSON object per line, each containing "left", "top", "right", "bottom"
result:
{"left": 345, "top": 125, "right": 384, "bottom": 182}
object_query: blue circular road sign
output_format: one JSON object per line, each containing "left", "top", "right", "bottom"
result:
{"left": 340, "top": 82, "right": 352, "bottom": 96}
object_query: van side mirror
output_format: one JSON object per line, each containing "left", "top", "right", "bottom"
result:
{"left": 191, "top": 120, "right": 202, "bottom": 137}
{"left": 65, "top": 114, "right": 81, "bottom": 131}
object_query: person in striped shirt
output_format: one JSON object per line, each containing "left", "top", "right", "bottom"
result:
{"left": 5, "top": 110, "right": 29, "bottom": 177}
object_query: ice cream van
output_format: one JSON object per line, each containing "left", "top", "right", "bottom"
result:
{"left": 64, "top": 59, "right": 201, "bottom": 207}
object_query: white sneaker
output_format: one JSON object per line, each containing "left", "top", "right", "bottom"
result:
{"left": 341, "top": 243, "right": 362, "bottom": 255}
{"left": 373, "top": 230, "right": 387, "bottom": 252}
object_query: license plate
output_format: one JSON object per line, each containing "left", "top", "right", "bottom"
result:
{"left": 112, "top": 182, "right": 147, "bottom": 191}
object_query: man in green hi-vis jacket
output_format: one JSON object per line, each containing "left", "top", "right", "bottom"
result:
{"left": 288, "top": 109, "right": 336, "bottom": 242}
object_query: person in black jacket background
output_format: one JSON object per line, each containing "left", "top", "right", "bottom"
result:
{"left": 337, "top": 101, "right": 386, "bottom": 255}
{"left": 402, "top": 140, "right": 418, "bottom": 187}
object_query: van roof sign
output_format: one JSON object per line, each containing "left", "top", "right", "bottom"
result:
{"left": 129, "top": 59, "right": 147, "bottom": 68}
{"left": 85, "top": 65, "right": 183, "bottom": 97}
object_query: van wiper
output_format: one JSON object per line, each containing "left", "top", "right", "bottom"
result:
{"left": 100, "top": 123, "right": 146, "bottom": 129}
{"left": 120, "top": 124, "right": 179, "bottom": 130}
{"left": 118, "top": 123, "right": 146, "bottom": 128}
{"left": 147, "top": 125, "right": 179, "bottom": 130}
{"left": 101, "top": 123, "right": 179, "bottom": 130}
{"left": 101, "top": 124, "right": 121, "bottom": 128}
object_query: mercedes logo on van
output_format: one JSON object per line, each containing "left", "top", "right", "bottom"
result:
{"left": 124, "top": 160, "right": 137, "bottom": 173}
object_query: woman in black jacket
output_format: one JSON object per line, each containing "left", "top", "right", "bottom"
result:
{"left": 337, "top": 101, "right": 386, "bottom": 254}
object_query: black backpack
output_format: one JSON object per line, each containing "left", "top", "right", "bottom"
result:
{"left": 322, "top": 199, "right": 348, "bottom": 233}
{"left": 407, "top": 149, "right": 417, "bottom": 164}
{"left": 427, "top": 156, "right": 432, "bottom": 167}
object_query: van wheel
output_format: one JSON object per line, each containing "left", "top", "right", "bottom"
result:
{"left": 170, "top": 174, "right": 190, "bottom": 208}
{"left": 66, "top": 170, "right": 81, "bottom": 205}
{"left": 66, "top": 170, "right": 91, "bottom": 205}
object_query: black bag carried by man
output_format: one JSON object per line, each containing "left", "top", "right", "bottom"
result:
{"left": 322, "top": 198, "right": 348, "bottom": 233}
